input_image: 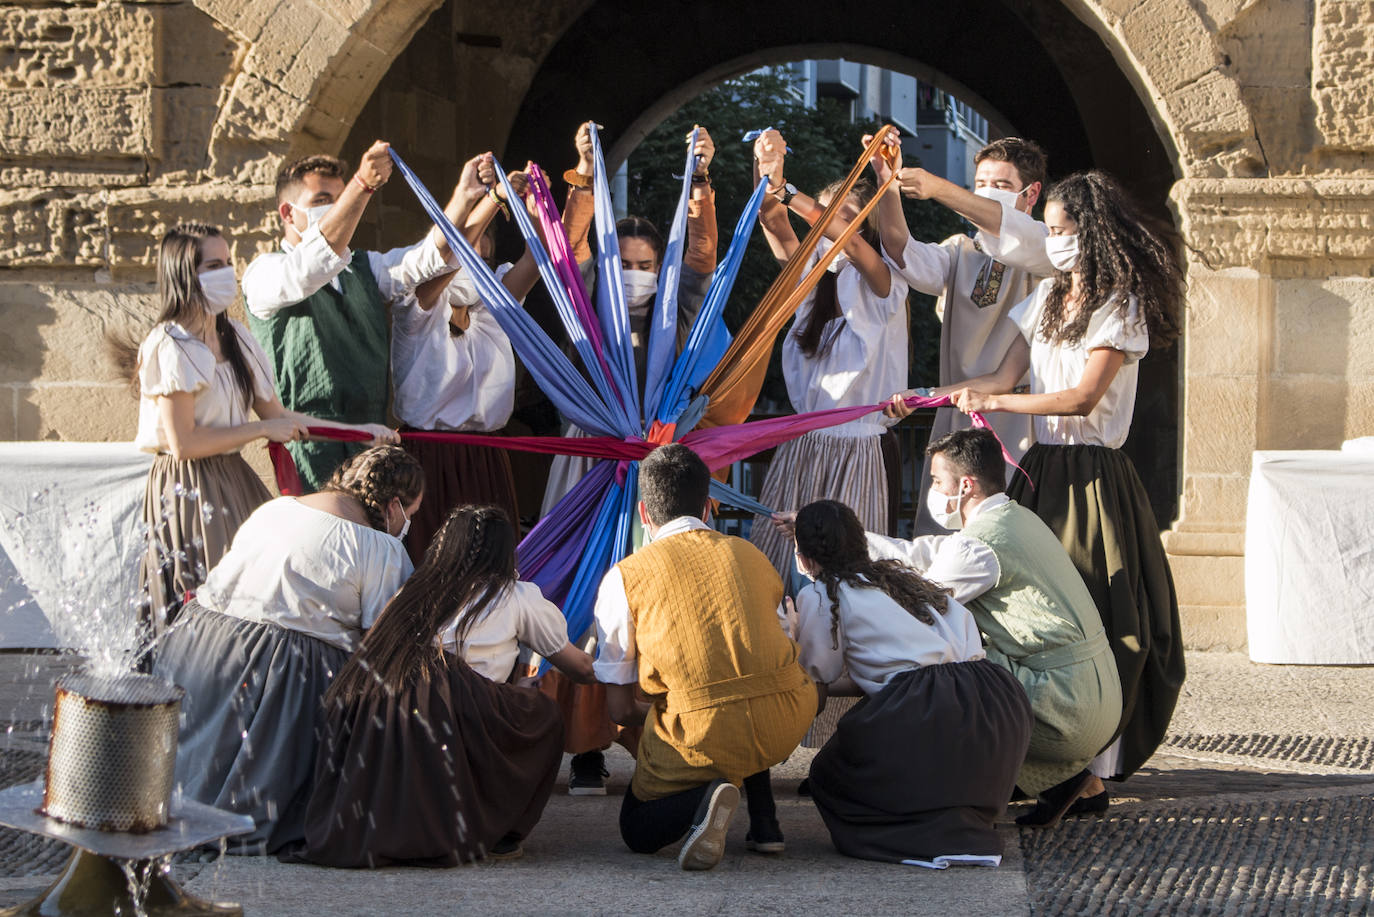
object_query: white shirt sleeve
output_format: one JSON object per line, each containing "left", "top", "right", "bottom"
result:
{"left": 1084, "top": 295, "right": 1150, "bottom": 364}
{"left": 866, "top": 530, "right": 943, "bottom": 571}
{"left": 513, "top": 581, "right": 573, "bottom": 658}
{"left": 794, "top": 582, "right": 844, "bottom": 685}
{"left": 358, "top": 540, "right": 414, "bottom": 630}
{"left": 975, "top": 202, "right": 1054, "bottom": 277}
{"left": 922, "top": 535, "right": 1001, "bottom": 605}
{"left": 367, "top": 236, "right": 452, "bottom": 305}
{"left": 242, "top": 227, "right": 350, "bottom": 319}
{"left": 883, "top": 235, "right": 954, "bottom": 297}
{"left": 1008, "top": 283, "right": 1047, "bottom": 343}
{"left": 592, "top": 566, "right": 638, "bottom": 685}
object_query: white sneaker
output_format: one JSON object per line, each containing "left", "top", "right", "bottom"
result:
{"left": 678, "top": 780, "right": 740, "bottom": 871}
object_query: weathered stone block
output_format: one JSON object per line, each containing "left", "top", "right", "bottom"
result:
{"left": 0, "top": 5, "right": 156, "bottom": 89}
{"left": 1170, "top": 551, "right": 1245, "bottom": 606}
{"left": 1183, "top": 375, "right": 1258, "bottom": 474}
{"left": 0, "top": 191, "right": 105, "bottom": 266}
{"left": 1272, "top": 277, "right": 1374, "bottom": 377}
{"left": 150, "top": 86, "right": 221, "bottom": 176}
{"left": 0, "top": 89, "right": 151, "bottom": 159}
{"left": 1264, "top": 375, "right": 1348, "bottom": 450}
{"left": 17, "top": 384, "right": 139, "bottom": 442}
{"left": 1176, "top": 603, "right": 1249, "bottom": 651}
{"left": 0, "top": 282, "right": 155, "bottom": 386}
{"left": 1183, "top": 266, "right": 1264, "bottom": 377}
{"left": 1312, "top": 0, "right": 1374, "bottom": 151}
{"left": 1179, "top": 472, "right": 1250, "bottom": 530}
{"left": 150, "top": 3, "right": 239, "bottom": 89}
{"left": 104, "top": 185, "right": 277, "bottom": 272}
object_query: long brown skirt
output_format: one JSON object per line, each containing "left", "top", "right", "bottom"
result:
{"left": 401, "top": 433, "right": 519, "bottom": 567}
{"left": 809, "top": 660, "right": 1032, "bottom": 865}
{"left": 1006, "top": 443, "right": 1185, "bottom": 779}
{"left": 293, "top": 657, "right": 564, "bottom": 867}
{"left": 139, "top": 452, "right": 270, "bottom": 628}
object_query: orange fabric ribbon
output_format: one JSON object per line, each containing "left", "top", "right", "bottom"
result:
{"left": 697, "top": 125, "right": 900, "bottom": 429}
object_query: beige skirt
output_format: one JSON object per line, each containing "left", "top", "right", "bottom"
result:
{"left": 139, "top": 452, "right": 270, "bottom": 629}
{"left": 749, "top": 423, "right": 890, "bottom": 747}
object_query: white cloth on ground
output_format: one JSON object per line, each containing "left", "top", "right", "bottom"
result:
{"left": 794, "top": 581, "right": 985, "bottom": 697}
{"left": 440, "top": 580, "right": 569, "bottom": 682}
{"left": 1009, "top": 283, "right": 1149, "bottom": 449}
{"left": 242, "top": 226, "right": 452, "bottom": 318}
{"left": 196, "top": 497, "right": 413, "bottom": 652}
{"left": 390, "top": 264, "right": 515, "bottom": 431}
{"left": 864, "top": 493, "right": 1008, "bottom": 604}
{"left": 134, "top": 321, "right": 279, "bottom": 454}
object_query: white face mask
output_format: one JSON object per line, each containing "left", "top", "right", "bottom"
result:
{"left": 291, "top": 202, "right": 333, "bottom": 233}
{"left": 925, "top": 484, "right": 966, "bottom": 531}
{"left": 816, "top": 238, "right": 848, "bottom": 274}
{"left": 197, "top": 266, "right": 238, "bottom": 315}
{"left": 974, "top": 186, "right": 1025, "bottom": 210}
{"left": 393, "top": 501, "right": 411, "bottom": 541}
{"left": 622, "top": 269, "right": 658, "bottom": 313}
{"left": 1045, "top": 234, "right": 1081, "bottom": 272}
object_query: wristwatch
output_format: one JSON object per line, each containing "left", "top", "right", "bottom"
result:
{"left": 779, "top": 182, "right": 798, "bottom": 206}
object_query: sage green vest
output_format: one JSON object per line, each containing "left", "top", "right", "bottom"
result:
{"left": 961, "top": 499, "right": 1106, "bottom": 661}
{"left": 248, "top": 250, "right": 388, "bottom": 491}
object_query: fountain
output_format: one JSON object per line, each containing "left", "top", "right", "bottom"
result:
{"left": 0, "top": 672, "right": 252, "bottom": 915}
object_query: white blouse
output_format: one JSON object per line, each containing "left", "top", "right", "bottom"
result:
{"left": 440, "top": 580, "right": 569, "bottom": 682}
{"left": 781, "top": 244, "right": 909, "bottom": 435}
{"left": 390, "top": 266, "right": 515, "bottom": 432}
{"left": 196, "top": 497, "right": 413, "bottom": 652}
{"left": 134, "top": 321, "right": 278, "bottom": 454}
{"left": 795, "top": 578, "right": 985, "bottom": 696}
{"left": 1009, "top": 282, "right": 1149, "bottom": 449}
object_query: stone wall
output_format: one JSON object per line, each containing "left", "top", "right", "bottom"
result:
{"left": 1, "top": 0, "right": 1370, "bottom": 649}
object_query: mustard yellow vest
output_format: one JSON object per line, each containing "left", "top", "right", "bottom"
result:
{"left": 618, "top": 528, "right": 814, "bottom": 798}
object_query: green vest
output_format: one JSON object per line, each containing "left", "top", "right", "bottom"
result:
{"left": 248, "top": 250, "right": 389, "bottom": 491}
{"left": 962, "top": 499, "right": 1123, "bottom": 793}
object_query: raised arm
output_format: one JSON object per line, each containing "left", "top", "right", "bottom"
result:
{"left": 314, "top": 140, "right": 393, "bottom": 257}
{"left": 684, "top": 125, "right": 718, "bottom": 274}
{"left": 862, "top": 132, "right": 911, "bottom": 263}
{"left": 896, "top": 166, "right": 1004, "bottom": 237}
{"left": 562, "top": 122, "right": 596, "bottom": 264}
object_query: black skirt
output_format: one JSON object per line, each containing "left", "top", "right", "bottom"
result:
{"left": 400, "top": 433, "right": 519, "bottom": 567}
{"left": 1007, "top": 443, "right": 1185, "bottom": 779}
{"left": 291, "top": 656, "right": 564, "bottom": 867}
{"left": 808, "top": 659, "right": 1032, "bottom": 865}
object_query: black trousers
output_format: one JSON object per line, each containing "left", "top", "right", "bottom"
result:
{"left": 619, "top": 770, "right": 776, "bottom": 854}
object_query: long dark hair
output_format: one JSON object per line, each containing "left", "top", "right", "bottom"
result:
{"left": 109, "top": 222, "right": 257, "bottom": 408}
{"left": 793, "top": 179, "right": 882, "bottom": 358}
{"left": 616, "top": 215, "right": 665, "bottom": 269}
{"left": 794, "top": 500, "right": 951, "bottom": 648}
{"left": 326, "top": 505, "right": 517, "bottom": 705}
{"left": 1039, "top": 170, "right": 1183, "bottom": 348}
{"left": 319, "top": 445, "right": 425, "bottom": 532}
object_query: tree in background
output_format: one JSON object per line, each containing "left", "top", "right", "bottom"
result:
{"left": 624, "top": 68, "right": 969, "bottom": 411}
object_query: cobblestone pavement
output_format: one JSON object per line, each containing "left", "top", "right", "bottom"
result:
{"left": 0, "top": 651, "right": 1367, "bottom": 915}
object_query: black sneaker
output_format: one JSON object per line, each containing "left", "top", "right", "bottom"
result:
{"left": 745, "top": 816, "right": 785, "bottom": 854}
{"left": 488, "top": 831, "right": 523, "bottom": 860}
{"left": 678, "top": 780, "right": 739, "bottom": 871}
{"left": 568, "top": 751, "right": 609, "bottom": 796}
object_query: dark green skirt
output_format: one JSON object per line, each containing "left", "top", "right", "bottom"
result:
{"left": 1006, "top": 443, "right": 1184, "bottom": 779}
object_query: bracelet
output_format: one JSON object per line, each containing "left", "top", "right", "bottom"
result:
{"left": 487, "top": 185, "right": 510, "bottom": 220}
{"left": 354, "top": 174, "right": 377, "bottom": 194}
{"left": 691, "top": 169, "right": 711, "bottom": 184}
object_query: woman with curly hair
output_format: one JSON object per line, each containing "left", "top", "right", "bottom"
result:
{"left": 294, "top": 505, "right": 590, "bottom": 866}
{"left": 153, "top": 445, "right": 422, "bottom": 854}
{"left": 790, "top": 500, "right": 1031, "bottom": 867}
{"left": 887, "top": 169, "right": 1186, "bottom": 822}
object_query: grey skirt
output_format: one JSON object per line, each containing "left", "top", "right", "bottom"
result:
{"left": 152, "top": 602, "right": 348, "bottom": 855}
{"left": 139, "top": 452, "right": 270, "bottom": 628}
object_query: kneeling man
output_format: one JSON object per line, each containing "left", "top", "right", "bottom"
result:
{"left": 594, "top": 444, "right": 815, "bottom": 870}
{"left": 868, "top": 429, "right": 1123, "bottom": 827}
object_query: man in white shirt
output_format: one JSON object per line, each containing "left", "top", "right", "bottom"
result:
{"left": 593, "top": 444, "right": 813, "bottom": 871}
{"left": 243, "top": 141, "right": 468, "bottom": 489}
{"left": 873, "top": 137, "right": 1053, "bottom": 533}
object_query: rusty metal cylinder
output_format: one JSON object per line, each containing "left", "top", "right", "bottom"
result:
{"left": 39, "top": 673, "right": 184, "bottom": 834}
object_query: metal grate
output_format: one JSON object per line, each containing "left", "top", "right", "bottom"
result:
{"left": 1164, "top": 734, "right": 1374, "bottom": 771}
{"left": 1022, "top": 794, "right": 1374, "bottom": 916}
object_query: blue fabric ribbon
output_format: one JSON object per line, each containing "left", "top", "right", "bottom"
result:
{"left": 588, "top": 125, "right": 643, "bottom": 431}
{"left": 709, "top": 477, "right": 774, "bottom": 516}
{"left": 388, "top": 150, "right": 621, "bottom": 437}
{"left": 641, "top": 127, "right": 696, "bottom": 428}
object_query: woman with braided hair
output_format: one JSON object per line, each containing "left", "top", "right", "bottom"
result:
{"left": 888, "top": 169, "right": 1186, "bottom": 822}
{"left": 294, "top": 505, "right": 591, "bottom": 866}
{"left": 153, "top": 445, "right": 423, "bottom": 854}
{"left": 790, "top": 500, "right": 1031, "bottom": 867}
